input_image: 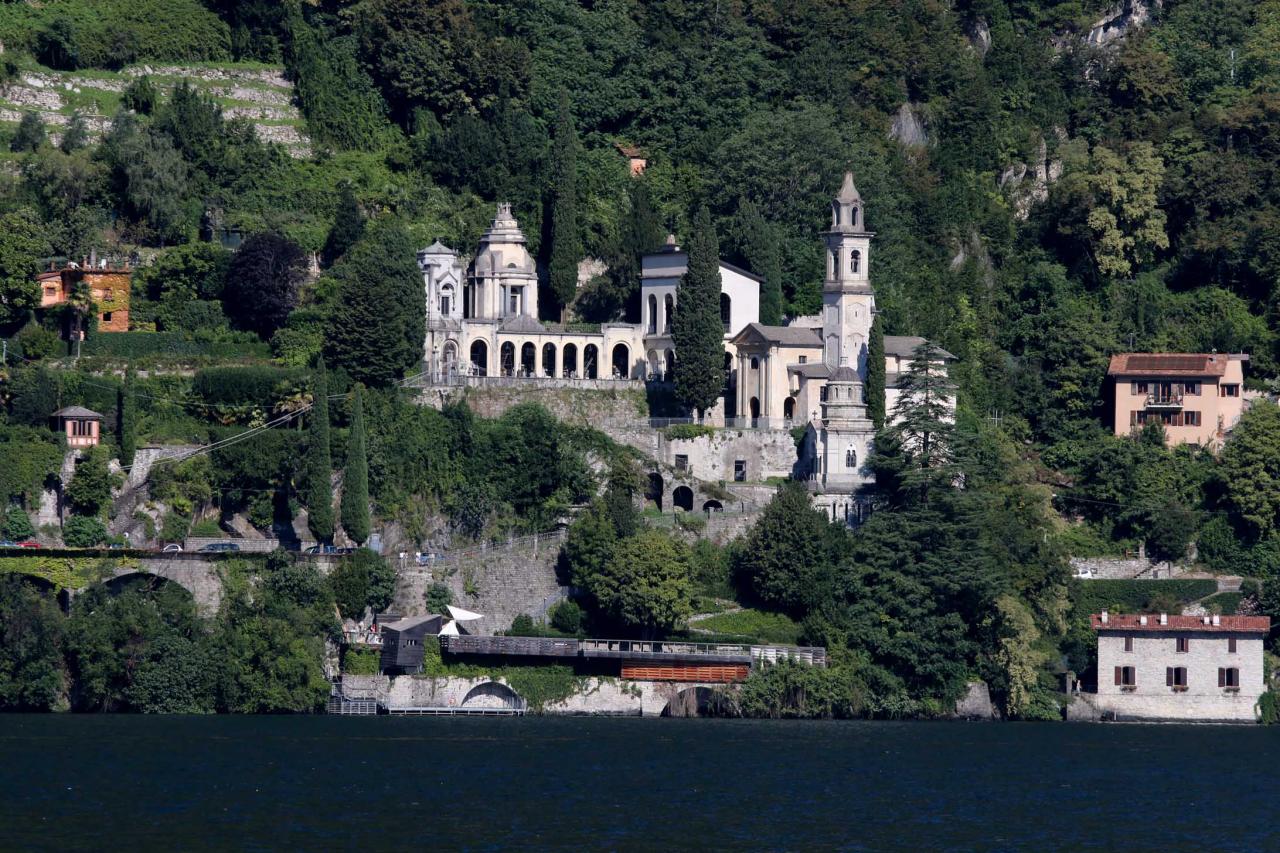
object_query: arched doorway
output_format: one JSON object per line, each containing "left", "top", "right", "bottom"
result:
{"left": 461, "top": 681, "right": 523, "bottom": 709}
{"left": 612, "top": 343, "right": 629, "bottom": 379}
{"left": 663, "top": 294, "right": 674, "bottom": 333}
{"left": 442, "top": 341, "right": 458, "bottom": 378}
{"left": 584, "top": 344, "right": 599, "bottom": 379}
{"left": 783, "top": 397, "right": 795, "bottom": 420}
{"left": 470, "top": 340, "right": 488, "bottom": 376}
{"left": 646, "top": 472, "right": 664, "bottom": 510}
{"left": 702, "top": 499, "right": 723, "bottom": 513}
{"left": 720, "top": 292, "right": 731, "bottom": 330}
{"left": 647, "top": 294, "right": 658, "bottom": 334}
{"left": 647, "top": 348, "right": 660, "bottom": 379}
{"left": 672, "top": 485, "right": 694, "bottom": 512}
{"left": 520, "top": 342, "right": 536, "bottom": 376}
{"left": 664, "top": 349, "right": 675, "bottom": 381}
{"left": 749, "top": 397, "right": 760, "bottom": 423}
{"left": 661, "top": 686, "right": 732, "bottom": 717}
{"left": 500, "top": 342, "right": 515, "bottom": 376}
{"left": 542, "top": 342, "right": 556, "bottom": 377}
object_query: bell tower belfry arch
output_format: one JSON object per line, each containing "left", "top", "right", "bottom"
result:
{"left": 821, "top": 172, "right": 875, "bottom": 376}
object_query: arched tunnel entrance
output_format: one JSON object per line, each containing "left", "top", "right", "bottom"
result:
{"left": 661, "top": 686, "right": 735, "bottom": 718}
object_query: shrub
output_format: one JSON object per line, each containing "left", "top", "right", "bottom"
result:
{"left": 327, "top": 548, "right": 395, "bottom": 618}
{"left": 15, "top": 322, "right": 59, "bottom": 361}
{"left": 508, "top": 613, "right": 536, "bottom": 636}
{"left": 663, "top": 424, "right": 715, "bottom": 441}
{"left": 62, "top": 515, "right": 107, "bottom": 548}
{"left": 425, "top": 582, "right": 452, "bottom": 614}
{"left": 1070, "top": 579, "right": 1218, "bottom": 615}
{"left": 549, "top": 599, "right": 583, "bottom": 634}
{"left": 342, "top": 646, "right": 381, "bottom": 675}
{"left": 4, "top": 506, "right": 35, "bottom": 542}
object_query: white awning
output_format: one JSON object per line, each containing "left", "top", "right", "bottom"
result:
{"left": 447, "top": 605, "right": 483, "bottom": 622}
{"left": 439, "top": 620, "right": 460, "bottom": 636}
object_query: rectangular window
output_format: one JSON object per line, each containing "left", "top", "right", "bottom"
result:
{"left": 1136, "top": 381, "right": 1149, "bottom": 394}
{"left": 1186, "top": 411, "right": 1201, "bottom": 427}
{"left": 820, "top": 386, "right": 828, "bottom": 402}
{"left": 1176, "top": 637, "right": 1189, "bottom": 653}
{"left": 1115, "top": 666, "right": 1136, "bottom": 687}
{"left": 1124, "top": 636, "right": 1133, "bottom": 652}
{"left": 798, "top": 355, "right": 807, "bottom": 364}
{"left": 1185, "top": 382, "right": 1199, "bottom": 395}
{"left": 102, "top": 312, "right": 113, "bottom": 322}
{"left": 733, "top": 460, "right": 746, "bottom": 482}
{"left": 1220, "top": 667, "right": 1240, "bottom": 688}
{"left": 1130, "top": 410, "right": 1139, "bottom": 426}
{"left": 1167, "top": 666, "right": 1188, "bottom": 689}
{"left": 1228, "top": 637, "right": 1237, "bottom": 654}
{"left": 674, "top": 454, "right": 688, "bottom": 472}
{"left": 1221, "top": 384, "right": 1240, "bottom": 397}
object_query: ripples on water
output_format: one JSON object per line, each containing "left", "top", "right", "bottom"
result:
{"left": 2, "top": 715, "right": 1278, "bottom": 851}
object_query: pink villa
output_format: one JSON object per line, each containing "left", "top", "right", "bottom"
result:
{"left": 52, "top": 406, "right": 103, "bottom": 448}
{"left": 1108, "top": 352, "right": 1249, "bottom": 449}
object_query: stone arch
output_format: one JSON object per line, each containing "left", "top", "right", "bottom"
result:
{"left": 584, "top": 344, "right": 599, "bottom": 379}
{"left": 440, "top": 283, "right": 455, "bottom": 316}
{"left": 648, "top": 348, "right": 660, "bottom": 378}
{"left": 845, "top": 446, "right": 857, "bottom": 468}
{"left": 500, "top": 342, "right": 515, "bottom": 376}
{"left": 470, "top": 339, "right": 488, "bottom": 376}
{"left": 520, "top": 342, "right": 536, "bottom": 376}
{"left": 442, "top": 340, "right": 458, "bottom": 376}
{"left": 672, "top": 485, "right": 694, "bottom": 512}
{"left": 661, "top": 686, "right": 732, "bottom": 718}
{"left": 647, "top": 294, "right": 658, "bottom": 334}
{"left": 611, "top": 343, "right": 630, "bottom": 379}
{"left": 750, "top": 356, "right": 759, "bottom": 371}
{"left": 461, "top": 681, "right": 523, "bottom": 709}
{"left": 646, "top": 472, "right": 664, "bottom": 510}
{"left": 850, "top": 250, "right": 860, "bottom": 274}
{"left": 702, "top": 499, "right": 723, "bottom": 513}
{"left": 542, "top": 342, "right": 557, "bottom": 377}
{"left": 663, "top": 294, "right": 674, "bottom": 333}
{"left": 563, "top": 343, "right": 578, "bottom": 378}
{"left": 783, "top": 397, "right": 796, "bottom": 420}
{"left": 720, "top": 292, "right": 731, "bottom": 329}
{"left": 749, "top": 397, "right": 760, "bottom": 420}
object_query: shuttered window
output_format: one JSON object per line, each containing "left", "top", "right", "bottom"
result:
{"left": 1116, "top": 666, "right": 1135, "bottom": 687}
{"left": 1228, "top": 637, "right": 1237, "bottom": 654}
{"left": 1219, "top": 668, "right": 1240, "bottom": 688}
{"left": 1167, "top": 667, "right": 1188, "bottom": 688}
{"left": 1176, "top": 637, "right": 1189, "bottom": 653}
{"left": 1124, "top": 636, "right": 1133, "bottom": 652}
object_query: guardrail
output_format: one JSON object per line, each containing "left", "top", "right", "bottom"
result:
{"left": 440, "top": 635, "right": 827, "bottom": 668}
{"left": 402, "top": 529, "right": 567, "bottom": 571}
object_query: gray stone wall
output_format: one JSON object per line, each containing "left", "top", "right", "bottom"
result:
{"left": 1069, "top": 556, "right": 1173, "bottom": 580}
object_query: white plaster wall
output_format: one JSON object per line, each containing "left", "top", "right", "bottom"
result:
{"left": 1096, "top": 630, "right": 1264, "bottom": 722}
{"left": 720, "top": 267, "right": 759, "bottom": 338}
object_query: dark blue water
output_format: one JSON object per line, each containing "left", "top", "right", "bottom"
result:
{"left": 1, "top": 716, "right": 1276, "bottom": 851}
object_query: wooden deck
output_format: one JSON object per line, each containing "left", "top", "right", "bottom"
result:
{"left": 386, "top": 706, "right": 525, "bottom": 716}
{"left": 441, "top": 635, "right": 826, "bottom": 669}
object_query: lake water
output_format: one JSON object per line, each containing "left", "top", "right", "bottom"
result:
{"left": 1, "top": 715, "right": 1277, "bottom": 851}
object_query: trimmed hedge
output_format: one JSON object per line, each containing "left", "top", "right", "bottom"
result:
{"left": 1070, "top": 579, "right": 1218, "bottom": 615}
{"left": 76, "top": 332, "right": 270, "bottom": 361}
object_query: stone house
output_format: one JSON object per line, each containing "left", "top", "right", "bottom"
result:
{"left": 1108, "top": 352, "right": 1249, "bottom": 449}
{"left": 1091, "top": 611, "right": 1269, "bottom": 723}
{"left": 37, "top": 263, "right": 131, "bottom": 333}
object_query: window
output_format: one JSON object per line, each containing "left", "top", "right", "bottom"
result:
{"left": 1124, "top": 636, "right": 1133, "bottom": 652}
{"left": 1130, "top": 410, "right": 1140, "bottom": 426}
{"left": 1186, "top": 411, "right": 1201, "bottom": 427}
{"left": 440, "top": 296, "right": 451, "bottom": 316}
{"left": 1228, "top": 637, "right": 1237, "bottom": 654}
{"left": 1166, "top": 666, "right": 1188, "bottom": 689}
{"left": 1176, "top": 637, "right": 1189, "bottom": 653}
{"left": 1221, "top": 384, "right": 1240, "bottom": 397}
{"left": 750, "top": 357, "right": 759, "bottom": 370}
{"left": 1115, "top": 666, "right": 1136, "bottom": 688}
{"left": 1219, "top": 667, "right": 1240, "bottom": 689}
{"left": 1135, "top": 381, "right": 1149, "bottom": 394}
{"left": 102, "top": 312, "right": 113, "bottom": 322}
{"left": 845, "top": 448, "right": 856, "bottom": 468}
{"left": 674, "top": 454, "right": 688, "bottom": 472}
{"left": 798, "top": 355, "right": 807, "bottom": 364}
{"left": 820, "top": 386, "right": 828, "bottom": 402}
{"left": 1184, "top": 382, "right": 1199, "bottom": 396}
{"left": 850, "top": 251, "right": 860, "bottom": 274}
{"left": 733, "top": 460, "right": 746, "bottom": 482}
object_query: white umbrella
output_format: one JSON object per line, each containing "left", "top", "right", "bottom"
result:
{"left": 439, "top": 620, "right": 460, "bottom": 636}
{"left": 447, "top": 605, "right": 483, "bottom": 622}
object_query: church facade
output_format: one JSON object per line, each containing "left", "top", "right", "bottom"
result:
{"left": 419, "top": 176, "right": 951, "bottom": 522}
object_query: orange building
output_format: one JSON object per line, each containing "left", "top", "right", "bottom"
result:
{"left": 52, "top": 406, "right": 104, "bottom": 448}
{"left": 1108, "top": 352, "right": 1249, "bottom": 449}
{"left": 37, "top": 265, "right": 131, "bottom": 332}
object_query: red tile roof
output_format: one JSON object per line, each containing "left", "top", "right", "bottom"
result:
{"left": 1091, "top": 613, "right": 1270, "bottom": 633}
{"left": 1107, "top": 353, "right": 1239, "bottom": 378}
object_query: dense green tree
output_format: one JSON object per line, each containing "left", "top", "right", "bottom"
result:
{"left": 3, "top": 506, "right": 35, "bottom": 542}
{"left": 590, "top": 529, "right": 692, "bottom": 636}
{"left": 548, "top": 91, "right": 580, "bottom": 321}
{"left": 733, "top": 481, "right": 845, "bottom": 614}
{"left": 733, "top": 198, "right": 784, "bottom": 325}
{"left": 0, "top": 577, "right": 65, "bottom": 711}
{"left": 122, "top": 75, "right": 159, "bottom": 114}
{"left": 65, "top": 447, "right": 114, "bottom": 517}
{"left": 61, "top": 515, "right": 108, "bottom": 548}
{"left": 11, "top": 112, "right": 46, "bottom": 153}
{"left": 328, "top": 548, "right": 396, "bottom": 618}
{"left": 224, "top": 232, "right": 306, "bottom": 339}
{"left": 0, "top": 208, "right": 52, "bottom": 328}
{"left": 340, "top": 384, "right": 371, "bottom": 545}
{"left": 1220, "top": 403, "right": 1280, "bottom": 539}
{"left": 560, "top": 500, "right": 617, "bottom": 590}
{"left": 323, "top": 220, "right": 425, "bottom": 387}
{"left": 882, "top": 342, "right": 960, "bottom": 505}
{"left": 672, "top": 206, "right": 724, "bottom": 417}
{"left": 866, "top": 315, "right": 886, "bottom": 429}
{"left": 425, "top": 582, "right": 453, "bottom": 614}
{"left": 322, "top": 184, "right": 364, "bottom": 267}
{"left": 118, "top": 370, "right": 137, "bottom": 468}
{"left": 304, "top": 366, "right": 334, "bottom": 543}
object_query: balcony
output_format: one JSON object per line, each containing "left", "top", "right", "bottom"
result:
{"left": 1144, "top": 391, "right": 1184, "bottom": 409}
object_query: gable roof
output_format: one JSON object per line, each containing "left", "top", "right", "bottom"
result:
{"left": 498, "top": 315, "right": 547, "bottom": 334}
{"left": 420, "top": 240, "right": 455, "bottom": 255}
{"left": 789, "top": 363, "right": 830, "bottom": 379}
{"left": 1091, "top": 613, "right": 1269, "bottom": 633}
{"left": 884, "top": 335, "right": 956, "bottom": 360}
{"left": 732, "top": 323, "right": 822, "bottom": 347}
{"left": 52, "top": 406, "right": 103, "bottom": 419}
{"left": 1107, "top": 353, "right": 1245, "bottom": 378}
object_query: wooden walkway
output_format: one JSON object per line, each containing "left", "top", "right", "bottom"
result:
{"left": 441, "top": 635, "right": 826, "bottom": 668}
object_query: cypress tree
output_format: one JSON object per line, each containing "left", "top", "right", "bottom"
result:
{"left": 672, "top": 206, "right": 725, "bottom": 417}
{"left": 322, "top": 184, "right": 364, "bottom": 267}
{"left": 305, "top": 364, "right": 334, "bottom": 543}
{"left": 10, "top": 112, "right": 45, "bottom": 153}
{"left": 118, "top": 370, "right": 137, "bottom": 468}
{"left": 867, "top": 314, "right": 886, "bottom": 430}
{"left": 735, "top": 198, "right": 784, "bottom": 325}
{"left": 340, "top": 384, "right": 371, "bottom": 545}
{"left": 548, "top": 90, "right": 580, "bottom": 321}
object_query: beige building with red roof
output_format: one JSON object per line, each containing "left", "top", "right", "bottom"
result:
{"left": 1092, "top": 612, "right": 1269, "bottom": 722}
{"left": 1108, "top": 352, "right": 1248, "bottom": 448}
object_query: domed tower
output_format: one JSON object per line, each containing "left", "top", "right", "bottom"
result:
{"left": 819, "top": 361, "right": 875, "bottom": 493}
{"left": 468, "top": 202, "right": 538, "bottom": 320}
{"left": 821, "top": 172, "right": 875, "bottom": 375}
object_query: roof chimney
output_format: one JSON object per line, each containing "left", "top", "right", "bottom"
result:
{"left": 1100, "top": 610, "right": 1108, "bottom": 624}
{"left": 1212, "top": 614, "right": 1221, "bottom": 626}
{"left": 1139, "top": 615, "right": 1147, "bottom": 625}
{"left": 1159, "top": 613, "right": 1168, "bottom": 625}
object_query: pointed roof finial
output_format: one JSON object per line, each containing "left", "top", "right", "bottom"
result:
{"left": 837, "top": 171, "right": 861, "bottom": 204}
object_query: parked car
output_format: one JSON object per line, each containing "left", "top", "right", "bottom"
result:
{"left": 1074, "top": 567, "right": 1096, "bottom": 580}
{"left": 0, "top": 540, "right": 18, "bottom": 549}
{"left": 18, "top": 541, "right": 42, "bottom": 549}
{"left": 161, "top": 543, "right": 183, "bottom": 553}
{"left": 306, "top": 544, "right": 354, "bottom": 555}
{"left": 198, "top": 542, "right": 240, "bottom": 553}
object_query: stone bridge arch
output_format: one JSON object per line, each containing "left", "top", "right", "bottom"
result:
{"left": 461, "top": 681, "right": 524, "bottom": 710}
{"left": 660, "top": 685, "right": 735, "bottom": 718}
{"left": 101, "top": 560, "right": 223, "bottom": 617}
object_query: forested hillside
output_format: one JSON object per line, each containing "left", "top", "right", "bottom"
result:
{"left": 3, "top": 0, "right": 1280, "bottom": 718}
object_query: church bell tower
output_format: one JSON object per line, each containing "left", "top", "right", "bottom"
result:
{"left": 821, "top": 172, "right": 875, "bottom": 376}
